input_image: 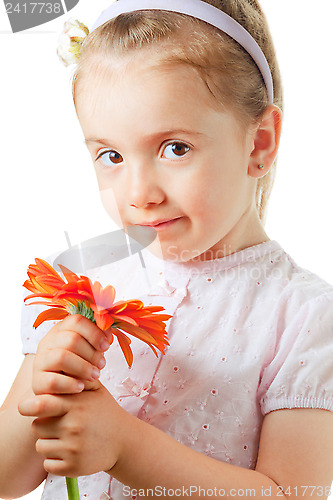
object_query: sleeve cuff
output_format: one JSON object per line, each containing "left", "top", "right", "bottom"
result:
{"left": 261, "top": 395, "right": 333, "bottom": 416}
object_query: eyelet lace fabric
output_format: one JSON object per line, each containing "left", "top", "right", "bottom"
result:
{"left": 20, "top": 240, "right": 333, "bottom": 499}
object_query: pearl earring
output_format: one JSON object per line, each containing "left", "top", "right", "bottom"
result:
{"left": 258, "top": 164, "right": 265, "bottom": 170}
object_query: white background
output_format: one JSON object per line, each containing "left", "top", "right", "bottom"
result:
{"left": 0, "top": 1, "right": 332, "bottom": 498}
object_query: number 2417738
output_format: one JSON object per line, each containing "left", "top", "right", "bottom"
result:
{"left": 276, "top": 486, "right": 332, "bottom": 497}
{"left": 5, "top": 3, "right": 62, "bottom": 14}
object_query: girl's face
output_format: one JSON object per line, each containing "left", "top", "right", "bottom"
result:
{"left": 76, "top": 53, "right": 269, "bottom": 262}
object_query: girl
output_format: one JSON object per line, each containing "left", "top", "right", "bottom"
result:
{"left": 1, "top": 0, "right": 333, "bottom": 499}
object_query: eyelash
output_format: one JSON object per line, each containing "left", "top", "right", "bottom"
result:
{"left": 95, "top": 141, "right": 191, "bottom": 167}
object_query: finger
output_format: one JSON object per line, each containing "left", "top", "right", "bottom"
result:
{"left": 59, "top": 315, "right": 111, "bottom": 353}
{"left": 34, "top": 318, "right": 109, "bottom": 371}
{"left": 38, "top": 348, "right": 102, "bottom": 383}
{"left": 36, "top": 332, "right": 106, "bottom": 377}
{"left": 18, "top": 394, "right": 67, "bottom": 418}
{"left": 32, "top": 417, "right": 62, "bottom": 439}
{"left": 43, "top": 458, "right": 72, "bottom": 476}
{"left": 33, "top": 371, "right": 85, "bottom": 396}
{"left": 36, "top": 438, "right": 63, "bottom": 459}
{"left": 38, "top": 317, "right": 109, "bottom": 369}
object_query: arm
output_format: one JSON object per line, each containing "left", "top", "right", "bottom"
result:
{"left": 0, "top": 354, "right": 47, "bottom": 499}
{"left": 109, "top": 407, "right": 333, "bottom": 500}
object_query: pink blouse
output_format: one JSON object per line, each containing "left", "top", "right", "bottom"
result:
{"left": 20, "top": 240, "right": 333, "bottom": 500}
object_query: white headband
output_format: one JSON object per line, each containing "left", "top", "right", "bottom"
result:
{"left": 91, "top": 0, "right": 274, "bottom": 104}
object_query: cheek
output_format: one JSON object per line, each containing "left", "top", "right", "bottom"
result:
{"left": 181, "top": 170, "right": 224, "bottom": 218}
{"left": 99, "top": 187, "right": 123, "bottom": 227}
{"left": 197, "top": 156, "right": 243, "bottom": 209}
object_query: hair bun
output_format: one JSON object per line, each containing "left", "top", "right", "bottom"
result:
{"left": 56, "top": 18, "right": 89, "bottom": 67}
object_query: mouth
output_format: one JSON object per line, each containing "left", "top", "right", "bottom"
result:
{"left": 138, "top": 217, "right": 183, "bottom": 231}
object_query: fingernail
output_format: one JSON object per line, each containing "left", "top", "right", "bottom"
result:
{"left": 105, "top": 329, "right": 113, "bottom": 342}
{"left": 100, "top": 339, "right": 110, "bottom": 351}
{"left": 98, "top": 357, "right": 106, "bottom": 369}
{"left": 91, "top": 368, "right": 100, "bottom": 380}
{"left": 77, "top": 382, "right": 85, "bottom": 392}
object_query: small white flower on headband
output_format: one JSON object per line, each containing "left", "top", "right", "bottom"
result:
{"left": 57, "top": 18, "right": 89, "bottom": 67}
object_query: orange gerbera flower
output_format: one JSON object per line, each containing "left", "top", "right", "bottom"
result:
{"left": 23, "top": 258, "right": 172, "bottom": 367}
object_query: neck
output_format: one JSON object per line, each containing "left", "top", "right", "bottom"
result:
{"left": 196, "top": 203, "right": 270, "bottom": 262}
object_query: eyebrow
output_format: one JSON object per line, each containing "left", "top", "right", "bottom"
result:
{"left": 84, "top": 129, "right": 205, "bottom": 146}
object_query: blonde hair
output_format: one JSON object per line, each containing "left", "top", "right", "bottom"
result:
{"left": 72, "top": 0, "right": 283, "bottom": 226}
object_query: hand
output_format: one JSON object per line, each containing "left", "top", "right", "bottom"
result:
{"left": 32, "top": 314, "right": 111, "bottom": 395}
{"left": 18, "top": 382, "right": 131, "bottom": 477}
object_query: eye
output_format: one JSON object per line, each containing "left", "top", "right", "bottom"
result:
{"left": 96, "top": 150, "right": 123, "bottom": 167}
{"left": 95, "top": 141, "right": 191, "bottom": 167}
{"left": 162, "top": 142, "right": 191, "bottom": 160}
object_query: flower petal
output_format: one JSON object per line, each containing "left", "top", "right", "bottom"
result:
{"left": 91, "top": 282, "right": 116, "bottom": 309}
{"left": 23, "top": 279, "right": 39, "bottom": 294}
{"left": 57, "top": 264, "right": 81, "bottom": 283}
{"left": 113, "top": 331, "right": 133, "bottom": 368}
{"left": 142, "top": 305, "right": 166, "bottom": 312}
{"left": 33, "top": 308, "right": 68, "bottom": 328}
{"left": 34, "top": 258, "right": 64, "bottom": 282}
{"left": 94, "top": 311, "right": 114, "bottom": 331}
{"left": 24, "top": 292, "right": 54, "bottom": 302}
{"left": 115, "top": 321, "right": 159, "bottom": 346}
{"left": 112, "top": 314, "right": 139, "bottom": 326}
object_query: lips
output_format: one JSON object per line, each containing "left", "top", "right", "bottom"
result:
{"left": 139, "top": 217, "right": 181, "bottom": 227}
{"left": 152, "top": 219, "right": 174, "bottom": 227}
{"left": 136, "top": 217, "right": 183, "bottom": 232}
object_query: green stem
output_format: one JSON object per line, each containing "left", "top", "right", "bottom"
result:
{"left": 66, "top": 477, "right": 80, "bottom": 500}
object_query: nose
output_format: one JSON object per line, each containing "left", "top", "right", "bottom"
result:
{"left": 127, "top": 162, "right": 165, "bottom": 208}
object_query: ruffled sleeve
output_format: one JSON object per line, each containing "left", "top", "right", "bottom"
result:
{"left": 258, "top": 292, "right": 333, "bottom": 415}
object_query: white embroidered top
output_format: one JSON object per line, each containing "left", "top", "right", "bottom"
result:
{"left": 20, "top": 240, "right": 333, "bottom": 500}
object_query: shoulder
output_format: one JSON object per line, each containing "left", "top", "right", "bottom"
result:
{"left": 266, "top": 243, "right": 333, "bottom": 320}
{"left": 266, "top": 243, "right": 333, "bottom": 356}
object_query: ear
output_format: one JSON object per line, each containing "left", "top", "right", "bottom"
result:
{"left": 248, "top": 104, "right": 283, "bottom": 178}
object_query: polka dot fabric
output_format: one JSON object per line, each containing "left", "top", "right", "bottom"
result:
{"left": 20, "top": 240, "right": 333, "bottom": 499}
